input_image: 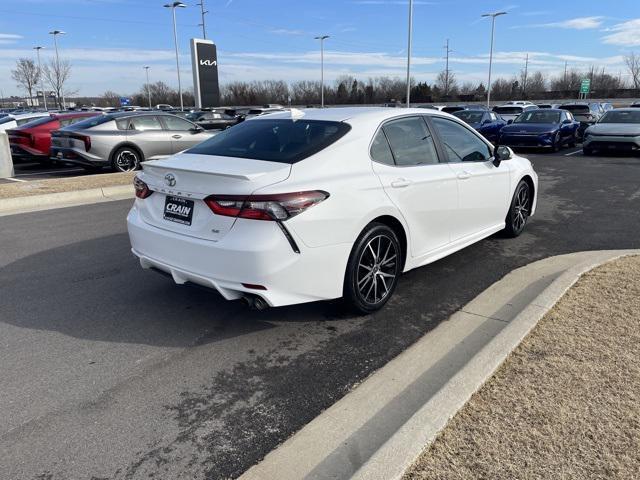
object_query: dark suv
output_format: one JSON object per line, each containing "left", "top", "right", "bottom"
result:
{"left": 559, "top": 103, "right": 604, "bottom": 138}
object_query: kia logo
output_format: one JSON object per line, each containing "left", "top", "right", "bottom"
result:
{"left": 200, "top": 59, "right": 217, "bottom": 67}
{"left": 164, "top": 173, "right": 176, "bottom": 187}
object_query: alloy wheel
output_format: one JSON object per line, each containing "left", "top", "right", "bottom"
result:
{"left": 512, "top": 183, "right": 530, "bottom": 233}
{"left": 115, "top": 150, "right": 139, "bottom": 172}
{"left": 356, "top": 234, "right": 398, "bottom": 305}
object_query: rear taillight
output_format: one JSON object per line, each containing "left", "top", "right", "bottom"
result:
{"left": 10, "top": 131, "right": 33, "bottom": 145}
{"left": 70, "top": 133, "right": 91, "bottom": 151}
{"left": 134, "top": 176, "right": 153, "bottom": 199}
{"left": 204, "top": 191, "right": 329, "bottom": 221}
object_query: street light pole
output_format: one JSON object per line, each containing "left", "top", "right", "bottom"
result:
{"left": 481, "top": 11, "right": 506, "bottom": 108}
{"left": 164, "top": 2, "right": 186, "bottom": 111}
{"left": 406, "top": 0, "right": 413, "bottom": 107}
{"left": 144, "top": 66, "right": 152, "bottom": 109}
{"left": 314, "top": 35, "right": 329, "bottom": 107}
{"left": 33, "top": 46, "right": 48, "bottom": 110}
{"left": 48, "top": 30, "right": 66, "bottom": 109}
{"left": 197, "top": 1, "right": 208, "bottom": 39}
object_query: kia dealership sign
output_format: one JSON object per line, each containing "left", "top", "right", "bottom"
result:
{"left": 190, "top": 38, "right": 220, "bottom": 108}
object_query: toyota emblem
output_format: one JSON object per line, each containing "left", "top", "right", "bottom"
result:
{"left": 164, "top": 173, "right": 176, "bottom": 187}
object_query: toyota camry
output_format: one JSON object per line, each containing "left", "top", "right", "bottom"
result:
{"left": 127, "top": 108, "right": 537, "bottom": 313}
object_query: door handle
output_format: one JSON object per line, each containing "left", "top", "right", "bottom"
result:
{"left": 457, "top": 171, "right": 472, "bottom": 180}
{"left": 391, "top": 178, "right": 411, "bottom": 188}
{"left": 172, "top": 134, "right": 182, "bottom": 139}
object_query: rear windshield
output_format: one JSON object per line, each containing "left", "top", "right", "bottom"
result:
{"left": 599, "top": 110, "right": 640, "bottom": 124}
{"left": 560, "top": 105, "right": 589, "bottom": 114}
{"left": 61, "top": 115, "right": 114, "bottom": 130}
{"left": 493, "top": 107, "right": 523, "bottom": 115}
{"left": 17, "top": 116, "right": 54, "bottom": 128}
{"left": 453, "top": 111, "right": 484, "bottom": 123}
{"left": 187, "top": 119, "right": 351, "bottom": 163}
{"left": 514, "top": 111, "right": 561, "bottom": 124}
{"left": 442, "top": 106, "right": 464, "bottom": 113}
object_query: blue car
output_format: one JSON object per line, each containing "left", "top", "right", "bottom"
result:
{"left": 499, "top": 109, "right": 580, "bottom": 152}
{"left": 452, "top": 109, "right": 506, "bottom": 143}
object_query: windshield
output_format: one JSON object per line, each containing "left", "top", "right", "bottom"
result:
{"left": 599, "top": 110, "right": 640, "bottom": 124}
{"left": 560, "top": 105, "right": 589, "bottom": 114}
{"left": 514, "top": 111, "right": 561, "bottom": 124}
{"left": 61, "top": 115, "right": 112, "bottom": 130}
{"left": 493, "top": 107, "right": 523, "bottom": 115}
{"left": 187, "top": 119, "right": 351, "bottom": 164}
{"left": 453, "top": 111, "right": 484, "bottom": 123}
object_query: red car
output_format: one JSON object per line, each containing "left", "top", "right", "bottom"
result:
{"left": 8, "top": 112, "right": 101, "bottom": 162}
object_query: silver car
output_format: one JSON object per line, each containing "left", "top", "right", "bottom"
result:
{"left": 583, "top": 108, "right": 640, "bottom": 155}
{"left": 50, "top": 112, "right": 216, "bottom": 172}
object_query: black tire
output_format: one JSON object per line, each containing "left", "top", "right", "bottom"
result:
{"left": 551, "top": 132, "right": 561, "bottom": 152}
{"left": 343, "top": 223, "right": 402, "bottom": 314}
{"left": 503, "top": 180, "right": 531, "bottom": 238}
{"left": 583, "top": 146, "right": 594, "bottom": 156}
{"left": 110, "top": 146, "right": 142, "bottom": 172}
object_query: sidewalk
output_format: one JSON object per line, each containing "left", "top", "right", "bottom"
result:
{"left": 0, "top": 172, "right": 134, "bottom": 215}
{"left": 405, "top": 255, "right": 640, "bottom": 480}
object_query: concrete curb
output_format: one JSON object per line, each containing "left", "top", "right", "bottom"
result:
{"left": 240, "top": 249, "right": 640, "bottom": 480}
{"left": 0, "top": 184, "right": 134, "bottom": 216}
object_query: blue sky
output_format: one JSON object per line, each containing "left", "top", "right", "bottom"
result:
{"left": 1, "top": 0, "right": 639, "bottom": 97}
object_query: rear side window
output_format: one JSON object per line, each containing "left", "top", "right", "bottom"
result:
{"left": 187, "top": 119, "right": 351, "bottom": 164}
{"left": 128, "top": 116, "right": 163, "bottom": 131}
{"left": 382, "top": 116, "right": 439, "bottom": 166}
{"left": 431, "top": 117, "right": 491, "bottom": 162}
{"left": 370, "top": 129, "right": 394, "bottom": 165}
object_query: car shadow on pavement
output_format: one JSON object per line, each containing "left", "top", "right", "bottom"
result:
{"left": 0, "top": 233, "right": 364, "bottom": 348}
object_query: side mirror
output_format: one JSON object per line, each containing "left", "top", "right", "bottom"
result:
{"left": 507, "top": 119, "right": 513, "bottom": 125}
{"left": 493, "top": 145, "right": 513, "bottom": 167}
{"left": 190, "top": 126, "right": 204, "bottom": 134}
{"left": 482, "top": 119, "right": 491, "bottom": 125}
{"left": 562, "top": 119, "right": 571, "bottom": 124}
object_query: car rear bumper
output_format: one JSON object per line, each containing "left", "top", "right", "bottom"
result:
{"left": 127, "top": 203, "right": 352, "bottom": 307}
{"left": 50, "top": 147, "right": 108, "bottom": 167}
{"left": 9, "top": 144, "right": 47, "bottom": 159}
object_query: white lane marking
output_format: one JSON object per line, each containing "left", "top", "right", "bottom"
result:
{"left": 15, "top": 168, "right": 85, "bottom": 177}
{"left": 4, "top": 177, "right": 27, "bottom": 183}
{"left": 564, "top": 149, "right": 582, "bottom": 156}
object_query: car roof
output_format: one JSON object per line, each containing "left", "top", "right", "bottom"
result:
{"left": 12, "top": 112, "right": 50, "bottom": 120}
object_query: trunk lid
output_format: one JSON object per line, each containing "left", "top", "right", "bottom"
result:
{"left": 138, "top": 152, "right": 292, "bottom": 241}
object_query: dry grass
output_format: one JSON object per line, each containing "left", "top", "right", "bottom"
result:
{"left": 405, "top": 255, "right": 640, "bottom": 480}
{"left": 0, "top": 171, "right": 134, "bottom": 199}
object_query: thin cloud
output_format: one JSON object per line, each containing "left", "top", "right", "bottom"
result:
{"left": 516, "top": 16, "right": 604, "bottom": 30}
{"left": 269, "top": 29, "right": 305, "bottom": 36}
{"left": 602, "top": 19, "right": 640, "bottom": 46}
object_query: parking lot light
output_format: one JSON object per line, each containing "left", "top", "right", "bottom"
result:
{"left": 406, "top": 0, "right": 413, "bottom": 107}
{"left": 144, "top": 66, "right": 152, "bottom": 109}
{"left": 314, "top": 35, "right": 329, "bottom": 108}
{"left": 48, "top": 30, "right": 67, "bottom": 110}
{"left": 481, "top": 11, "right": 507, "bottom": 108}
{"left": 163, "top": 2, "right": 187, "bottom": 111}
{"left": 33, "top": 46, "right": 47, "bottom": 110}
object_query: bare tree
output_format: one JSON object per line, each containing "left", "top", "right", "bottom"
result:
{"left": 435, "top": 69, "right": 457, "bottom": 97}
{"left": 99, "top": 90, "right": 121, "bottom": 108}
{"left": 526, "top": 71, "right": 547, "bottom": 95}
{"left": 42, "top": 58, "right": 72, "bottom": 109}
{"left": 625, "top": 52, "right": 640, "bottom": 90}
{"left": 11, "top": 58, "right": 40, "bottom": 103}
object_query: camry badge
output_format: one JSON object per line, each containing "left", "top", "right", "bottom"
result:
{"left": 164, "top": 173, "right": 176, "bottom": 187}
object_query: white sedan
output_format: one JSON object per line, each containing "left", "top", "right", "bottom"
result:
{"left": 127, "top": 107, "right": 537, "bottom": 313}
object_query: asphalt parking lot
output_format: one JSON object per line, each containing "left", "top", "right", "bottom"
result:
{"left": 1, "top": 150, "right": 639, "bottom": 479}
